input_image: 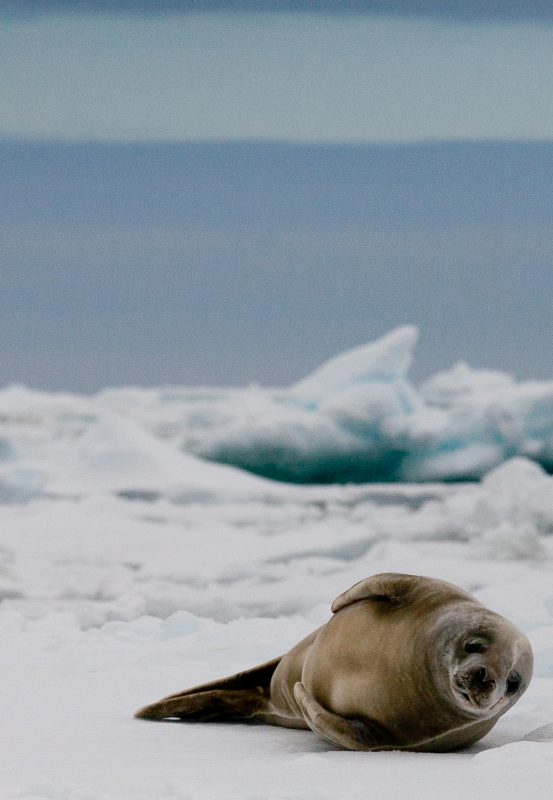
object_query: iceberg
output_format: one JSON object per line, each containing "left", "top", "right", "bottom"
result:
{"left": 137, "top": 325, "right": 550, "bottom": 484}
{"left": 4, "top": 326, "right": 553, "bottom": 487}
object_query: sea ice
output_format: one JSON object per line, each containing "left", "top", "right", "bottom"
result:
{"left": 97, "top": 326, "right": 553, "bottom": 484}
{"left": 1, "top": 349, "right": 552, "bottom": 799}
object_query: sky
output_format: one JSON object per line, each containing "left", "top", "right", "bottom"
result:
{"left": 2, "top": 1, "right": 553, "bottom": 21}
{"left": 1, "top": 3, "right": 552, "bottom": 391}
{"left": 2, "top": 10, "right": 553, "bottom": 142}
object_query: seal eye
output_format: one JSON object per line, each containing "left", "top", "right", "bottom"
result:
{"left": 506, "top": 672, "right": 521, "bottom": 695}
{"left": 464, "top": 640, "right": 486, "bottom": 654}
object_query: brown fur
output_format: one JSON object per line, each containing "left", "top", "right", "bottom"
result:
{"left": 135, "top": 573, "right": 533, "bottom": 751}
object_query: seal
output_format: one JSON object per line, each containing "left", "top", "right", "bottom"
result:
{"left": 135, "top": 573, "right": 533, "bottom": 751}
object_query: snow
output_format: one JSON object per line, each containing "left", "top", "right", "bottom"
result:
{"left": 0, "top": 377, "right": 552, "bottom": 798}
{"left": 97, "top": 326, "right": 553, "bottom": 483}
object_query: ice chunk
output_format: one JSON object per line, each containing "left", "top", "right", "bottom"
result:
{"left": 437, "top": 457, "right": 553, "bottom": 559}
{"left": 0, "top": 384, "right": 274, "bottom": 503}
{"left": 161, "top": 327, "right": 553, "bottom": 483}
{"left": 292, "top": 325, "right": 418, "bottom": 404}
{"left": 420, "top": 361, "right": 515, "bottom": 407}
{"left": 3, "top": 326, "right": 553, "bottom": 487}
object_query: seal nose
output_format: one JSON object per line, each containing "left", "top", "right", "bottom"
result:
{"left": 468, "top": 666, "right": 496, "bottom": 695}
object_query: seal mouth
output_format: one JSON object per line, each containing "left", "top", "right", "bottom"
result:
{"left": 452, "top": 681, "right": 504, "bottom": 713}
{"left": 452, "top": 672, "right": 500, "bottom": 712}
{"left": 453, "top": 685, "right": 478, "bottom": 709}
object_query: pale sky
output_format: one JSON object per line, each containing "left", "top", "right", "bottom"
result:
{"left": 1, "top": 5, "right": 552, "bottom": 391}
{"left": 2, "top": 11, "right": 553, "bottom": 142}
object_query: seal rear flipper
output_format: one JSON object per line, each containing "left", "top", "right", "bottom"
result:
{"left": 135, "top": 655, "right": 281, "bottom": 721}
{"left": 293, "top": 682, "right": 394, "bottom": 751}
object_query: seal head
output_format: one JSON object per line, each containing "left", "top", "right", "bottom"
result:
{"left": 431, "top": 604, "right": 533, "bottom": 718}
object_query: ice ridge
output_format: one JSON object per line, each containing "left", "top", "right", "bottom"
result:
{"left": 157, "top": 325, "right": 553, "bottom": 483}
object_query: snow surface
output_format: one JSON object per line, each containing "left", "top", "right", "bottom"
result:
{"left": 98, "top": 326, "right": 553, "bottom": 483}
{"left": 0, "top": 381, "right": 552, "bottom": 799}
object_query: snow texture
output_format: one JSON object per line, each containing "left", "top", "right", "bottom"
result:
{"left": 98, "top": 326, "right": 553, "bottom": 483}
{"left": 0, "top": 376, "right": 552, "bottom": 798}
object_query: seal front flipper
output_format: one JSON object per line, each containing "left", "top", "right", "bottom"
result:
{"left": 293, "top": 682, "right": 393, "bottom": 751}
{"left": 331, "top": 572, "right": 471, "bottom": 613}
{"left": 135, "top": 656, "right": 281, "bottom": 721}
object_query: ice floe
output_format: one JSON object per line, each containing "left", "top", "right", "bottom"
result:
{"left": 1, "top": 340, "right": 553, "bottom": 799}
{"left": 96, "top": 325, "right": 553, "bottom": 483}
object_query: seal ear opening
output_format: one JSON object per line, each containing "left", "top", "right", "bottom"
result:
{"left": 331, "top": 573, "right": 420, "bottom": 613}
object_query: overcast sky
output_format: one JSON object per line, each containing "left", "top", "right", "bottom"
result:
{"left": 1, "top": 4, "right": 552, "bottom": 390}
{"left": 3, "top": 1, "right": 553, "bottom": 22}
{"left": 2, "top": 10, "right": 553, "bottom": 142}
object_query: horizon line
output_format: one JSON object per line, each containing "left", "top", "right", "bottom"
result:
{"left": 2, "top": 5, "right": 553, "bottom": 26}
{"left": 3, "top": 134, "right": 553, "bottom": 147}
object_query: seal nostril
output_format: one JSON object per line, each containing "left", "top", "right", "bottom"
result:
{"left": 470, "top": 666, "right": 496, "bottom": 694}
{"left": 506, "top": 671, "right": 521, "bottom": 695}
{"left": 473, "top": 667, "right": 486, "bottom": 684}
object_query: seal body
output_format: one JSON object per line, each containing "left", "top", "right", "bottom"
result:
{"left": 135, "top": 573, "right": 533, "bottom": 751}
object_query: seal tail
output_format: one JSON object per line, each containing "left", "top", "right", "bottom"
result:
{"left": 134, "top": 656, "right": 281, "bottom": 722}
